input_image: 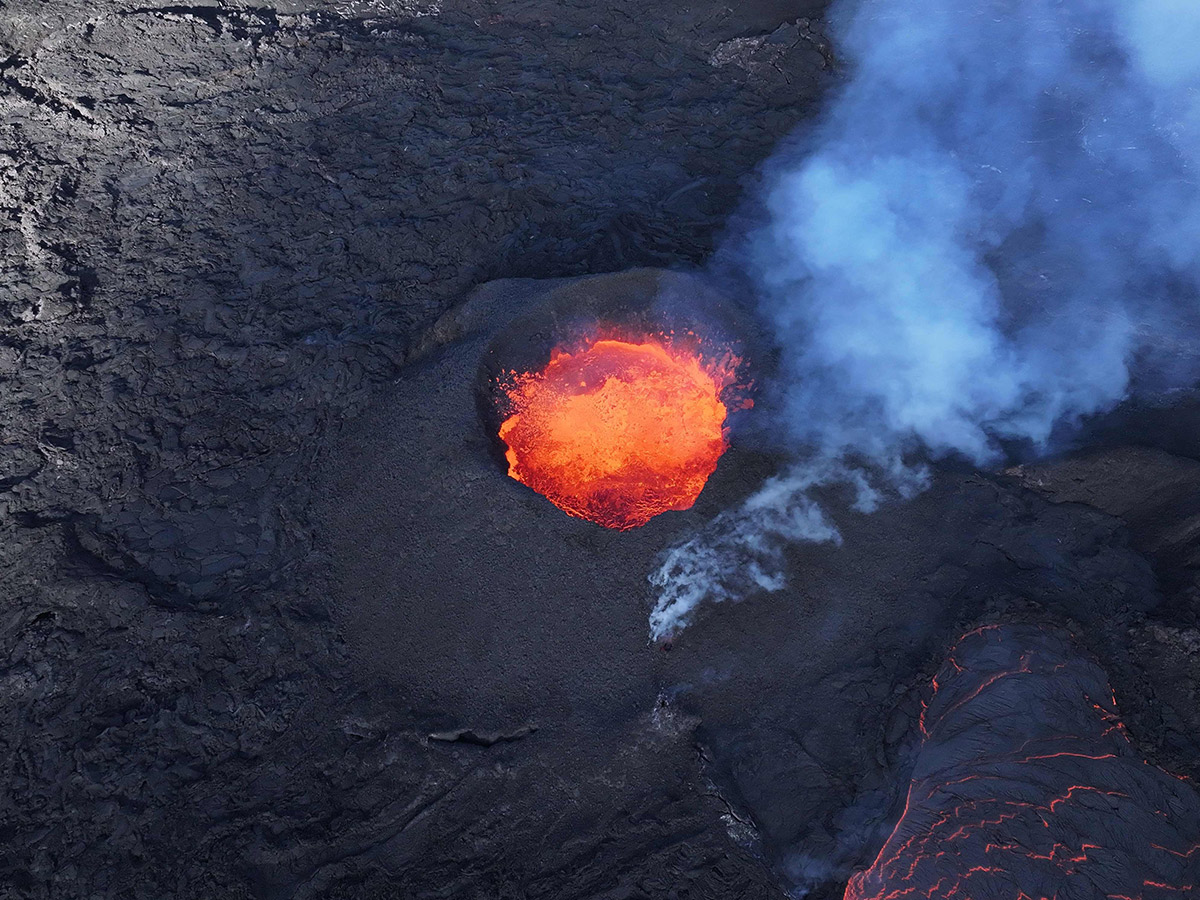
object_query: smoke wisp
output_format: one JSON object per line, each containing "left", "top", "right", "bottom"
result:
{"left": 650, "top": 0, "right": 1200, "bottom": 639}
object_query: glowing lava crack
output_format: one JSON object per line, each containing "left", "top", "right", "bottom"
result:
{"left": 845, "top": 625, "right": 1200, "bottom": 900}
{"left": 497, "top": 334, "right": 746, "bottom": 530}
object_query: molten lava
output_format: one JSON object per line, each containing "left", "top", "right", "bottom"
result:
{"left": 497, "top": 333, "right": 746, "bottom": 530}
{"left": 844, "top": 625, "right": 1200, "bottom": 900}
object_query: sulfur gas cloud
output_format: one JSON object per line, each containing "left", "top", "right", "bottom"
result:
{"left": 650, "top": 0, "right": 1200, "bottom": 639}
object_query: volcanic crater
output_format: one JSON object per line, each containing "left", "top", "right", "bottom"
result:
{"left": 478, "top": 269, "right": 756, "bottom": 530}
{"left": 4, "top": 1, "right": 1200, "bottom": 899}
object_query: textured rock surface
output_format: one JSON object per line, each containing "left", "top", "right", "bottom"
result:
{"left": 0, "top": 3, "right": 832, "bottom": 896}
{"left": 1012, "top": 445, "right": 1200, "bottom": 777}
{"left": 0, "top": 0, "right": 832, "bottom": 609}
{"left": 846, "top": 625, "right": 1200, "bottom": 900}
{"left": 4, "top": 2, "right": 1200, "bottom": 899}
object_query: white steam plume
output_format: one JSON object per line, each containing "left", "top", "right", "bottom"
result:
{"left": 650, "top": 0, "right": 1200, "bottom": 639}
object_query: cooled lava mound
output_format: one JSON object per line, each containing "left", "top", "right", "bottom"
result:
{"left": 846, "top": 624, "right": 1200, "bottom": 900}
{"left": 497, "top": 333, "right": 745, "bottom": 529}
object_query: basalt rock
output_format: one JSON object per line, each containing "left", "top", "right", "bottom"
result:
{"left": 846, "top": 625, "right": 1200, "bottom": 900}
{"left": 5, "top": 2, "right": 1200, "bottom": 899}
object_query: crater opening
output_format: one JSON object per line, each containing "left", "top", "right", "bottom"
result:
{"left": 477, "top": 269, "right": 755, "bottom": 530}
{"left": 498, "top": 330, "right": 748, "bottom": 529}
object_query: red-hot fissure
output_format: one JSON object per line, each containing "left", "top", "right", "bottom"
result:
{"left": 844, "top": 625, "right": 1200, "bottom": 900}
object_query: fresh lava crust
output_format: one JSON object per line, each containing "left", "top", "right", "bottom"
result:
{"left": 497, "top": 332, "right": 748, "bottom": 530}
{"left": 844, "top": 625, "right": 1200, "bottom": 900}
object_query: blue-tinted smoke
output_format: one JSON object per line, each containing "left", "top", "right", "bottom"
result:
{"left": 650, "top": 0, "right": 1200, "bottom": 639}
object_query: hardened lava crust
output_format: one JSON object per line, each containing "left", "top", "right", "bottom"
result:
{"left": 5, "top": 2, "right": 1200, "bottom": 899}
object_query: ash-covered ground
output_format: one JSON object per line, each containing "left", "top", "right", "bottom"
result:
{"left": 3, "top": 2, "right": 1200, "bottom": 899}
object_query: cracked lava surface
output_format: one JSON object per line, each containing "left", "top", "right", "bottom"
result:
{"left": 845, "top": 624, "right": 1200, "bottom": 900}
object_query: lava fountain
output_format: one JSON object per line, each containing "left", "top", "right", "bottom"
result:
{"left": 496, "top": 332, "right": 748, "bottom": 530}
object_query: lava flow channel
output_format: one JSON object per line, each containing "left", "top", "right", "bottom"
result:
{"left": 497, "top": 333, "right": 746, "bottom": 530}
{"left": 846, "top": 624, "right": 1200, "bottom": 900}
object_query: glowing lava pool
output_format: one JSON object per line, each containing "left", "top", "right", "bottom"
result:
{"left": 496, "top": 333, "right": 747, "bottom": 530}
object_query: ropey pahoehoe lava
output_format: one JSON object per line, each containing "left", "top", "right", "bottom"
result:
{"left": 845, "top": 625, "right": 1200, "bottom": 900}
{"left": 496, "top": 330, "right": 749, "bottom": 530}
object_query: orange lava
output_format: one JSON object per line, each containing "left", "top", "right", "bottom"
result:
{"left": 497, "top": 334, "right": 745, "bottom": 530}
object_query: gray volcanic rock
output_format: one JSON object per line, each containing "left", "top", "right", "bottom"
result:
{"left": 0, "top": 0, "right": 831, "bottom": 611}
{"left": 846, "top": 625, "right": 1200, "bottom": 900}
{"left": 1013, "top": 446, "right": 1200, "bottom": 599}
{"left": 1, "top": 3, "right": 835, "bottom": 897}
{"left": 316, "top": 269, "right": 1183, "bottom": 898}
{"left": 0, "top": 3, "right": 840, "bottom": 897}
{"left": 5, "top": 2, "right": 1200, "bottom": 899}
{"left": 1011, "top": 446, "right": 1200, "bottom": 777}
